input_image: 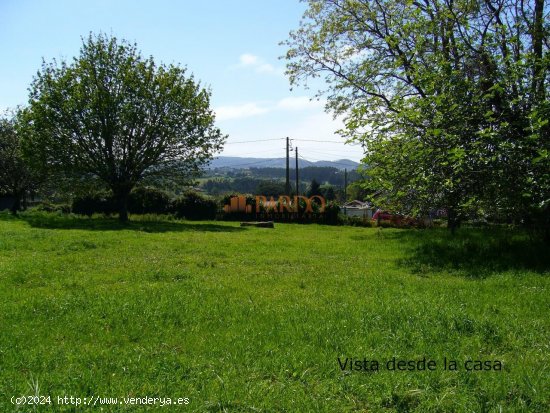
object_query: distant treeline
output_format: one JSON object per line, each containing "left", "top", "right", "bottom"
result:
{"left": 202, "top": 178, "right": 289, "bottom": 196}
{"left": 201, "top": 167, "right": 361, "bottom": 196}
{"left": 207, "top": 166, "right": 359, "bottom": 185}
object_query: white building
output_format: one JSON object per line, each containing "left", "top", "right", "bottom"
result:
{"left": 342, "top": 200, "right": 374, "bottom": 219}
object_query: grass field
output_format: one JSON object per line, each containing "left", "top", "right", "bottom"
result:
{"left": 0, "top": 211, "right": 549, "bottom": 412}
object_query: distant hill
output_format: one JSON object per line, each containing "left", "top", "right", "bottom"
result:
{"left": 206, "top": 156, "right": 359, "bottom": 170}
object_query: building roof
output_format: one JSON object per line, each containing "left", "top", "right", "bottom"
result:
{"left": 343, "top": 200, "right": 370, "bottom": 209}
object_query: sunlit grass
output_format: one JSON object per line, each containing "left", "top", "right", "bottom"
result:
{"left": 0, "top": 211, "right": 548, "bottom": 412}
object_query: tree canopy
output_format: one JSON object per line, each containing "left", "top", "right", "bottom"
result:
{"left": 0, "top": 113, "right": 39, "bottom": 213}
{"left": 307, "top": 179, "right": 322, "bottom": 197}
{"left": 24, "top": 33, "right": 226, "bottom": 221}
{"left": 284, "top": 0, "right": 549, "bottom": 234}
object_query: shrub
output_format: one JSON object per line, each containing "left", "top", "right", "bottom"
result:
{"left": 72, "top": 192, "right": 116, "bottom": 216}
{"left": 172, "top": 191, "right": 218, "bottom": 220}
{"left": 128, "top": 187, "right": 171, "bottom": 215}
{"left": 35, "top": 202, "right": 71, "bottom": 214}
{"left": 524, "top": 203, "right": 550, "bottom": 243}
{"left": 343, "top": 215, "right": 373, "bottom": 227}
{"left": 323, "top": 201, "right": 341, "bottom": 225}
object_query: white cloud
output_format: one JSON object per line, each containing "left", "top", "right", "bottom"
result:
{"left": 215, "top": 102, "right": 269, "bottom": 121}
{"left": 284, "top": 113, "right": 364, "bottom": 160}
{"left": 276, "top": 96, "right": 325, "bottom": 111}
{"left": 236, "top": 53, "right": 282, "bottom": 75}
{"left": 289, "top": 112, "right": 345, "bottom": 139}
{"left": 256, "top": 63, "right": 277, "bottom": 74}
{"left": 216, "top": 95, "right": 328, "bottom": 122}
{"left": 239, "top": 53, "right": 259, "bottom": 66}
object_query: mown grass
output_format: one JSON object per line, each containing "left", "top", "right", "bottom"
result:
{"left": 0, "top": 211, "right": 548, "bottom": 412}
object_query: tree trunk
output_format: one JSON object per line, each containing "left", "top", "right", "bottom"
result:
{"left": 114, "top": 186, "right": 132, "bottom": 222}
{"left": 447, "top": 206, "right": 461, "bottom": 235}
{"left": 541, "top": 203, "right": 550, "bottom": 244}
{"left": 10, "top": 192, "right": 22, "bottom": 215}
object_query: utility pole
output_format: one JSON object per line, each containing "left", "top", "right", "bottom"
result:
{"left": 295, "top": 147, "right": 299, "bottom": 195}
{"left": 344, "top": 168, "right": 348, "bottom": 200}
{"left": 285, "top": 137, "right": 290, "bottom": 194}
{"left": 344, "top": 168, "right": 348, "bottom": 216}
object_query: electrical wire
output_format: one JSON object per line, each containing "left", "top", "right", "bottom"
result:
{"left": 223, "top": 148, "right": 284, "bottom": 157}
{"left": 208, "top": 157, "right": 285, "bottom": 168}
{"left": 306, "top": 148, "right": 364, "bottom": 158}
{"left": 292, "top": 138, "right": 361, "bottom": 146}
{"left": 213, "top": 136, "right": 364, "bottom": 168}
{"left": 224, "top": 138, "right": 284, "bottom": 145}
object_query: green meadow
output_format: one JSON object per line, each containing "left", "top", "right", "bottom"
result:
{"left": 0, "top": 211, "right": 549, "bottom": 412}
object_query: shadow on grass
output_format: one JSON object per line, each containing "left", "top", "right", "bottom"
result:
{"left": 1, "top": 212, "right": 245, "bottom": 233}
{"left": 392, "top": 228, "right": 550, "bottom": 277}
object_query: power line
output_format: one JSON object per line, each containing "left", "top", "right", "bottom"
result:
{"left": 207, "top": 154, "right": 359, "bottom": 170}
{"left": 208, "top": 158, "right": 284, "bottom": 168}
{"left": 224, "top": 148, "right": 283, "bottom": 157}
{"left": 223, "top": 138, "right": 364, "bottom": 150}
{"left": 224, "top": 137, "right": 360, "bottom": 145}
{"left": 285, "top": 137, "right": 290, "bottom": 194}
{"left": 306, "top": 148, "right": 364, "bottom": 157}
{"left": 224, "top": 138, "right": 284, "bottom": 145}
{"left": 214, "top": 135, "right": 363, "bottom": 170}
{"left": 293, "top": 138, "right": 361, "bottom": 146}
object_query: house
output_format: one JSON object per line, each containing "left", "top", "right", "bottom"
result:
{"left": 342, "top": 200, "right": 374, "bottom": 219}
{"left": 343, "top": 200, "right": 368, "bottom": 209}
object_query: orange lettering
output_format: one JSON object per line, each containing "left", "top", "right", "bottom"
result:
{"left": 255, "top": 196, "right": 266, "bottom": 213}
{"left": 309, "top": 195, "right": 326, "bottom": 212}
{"left": 278, "top": 196, "right": 292, "bottom": 213}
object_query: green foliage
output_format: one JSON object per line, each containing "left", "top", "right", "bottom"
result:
{"left": 346, "top": 181, "right": 370, "bottom": 202}
{"left": 342, "top": 215, "right": 374, "bottom": 227}
{"left": 322, "top": 200, "right": 340, "bottom": 224}
{"left": 256, "top": 180, "right": 286, "bottom": 196}
{"left": 320, "top": 184, "right": 336, "bottom": 200}
{"left": 202, "top": 177, "right": 285, "bottom": 196}
{"left": 72, "top": 192, "right": 117, "bottom": 216}
{"left": 171, "top": 191, "right": 218, "bottom": 220}
{"left": 0, "top": 112, "right": 40, "bottom": 213}
{"left": 71, "top": 188, "right": 217, "bottom": 220}
{"left": 284, "top": 0, "right": 549, "bottom": 236}
{"left": 22, "top": 33, "right": 226, "bottom": 221}
{"left": 249, "top": 166, "right": 359, "bottom": 185}
{"left": 202, "top": 177, "right": 235, "bottom": 195}
{"left": 128, "top": 187, "right": 171, "bottom": 215}
{"left": 306, "top": 178, "right": 321, "bottom": 197}
{"left": 34, "top": 202, "right": 71, "bottom": 214}
{"left": 201, "top": 168, "right": 361, "bottom": 198}
{"left": 525, "top": 201, "right": 550, "bottom": 242}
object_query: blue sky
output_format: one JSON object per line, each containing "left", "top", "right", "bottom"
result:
{"left": 0, "top": 0, "right": 364, "bottom": 162}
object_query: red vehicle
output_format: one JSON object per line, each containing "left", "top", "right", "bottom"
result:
{"left": 372, "top": 209, "right": 420, "bottom": 226}
{"left": 372, "top": 209, "right": 401, "bottom": 222}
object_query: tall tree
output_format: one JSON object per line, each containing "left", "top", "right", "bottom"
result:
{"left": 307, "top": 179, "right": 322, "bottom": 197}
{"left": 0, "top": 113, "right": 39, "bottom": 214}
{"left": 24, "top": 33, "right": 226, "bottom": 221}
{"left": 283, "top": 0, "right": 549, "bottom": 233}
